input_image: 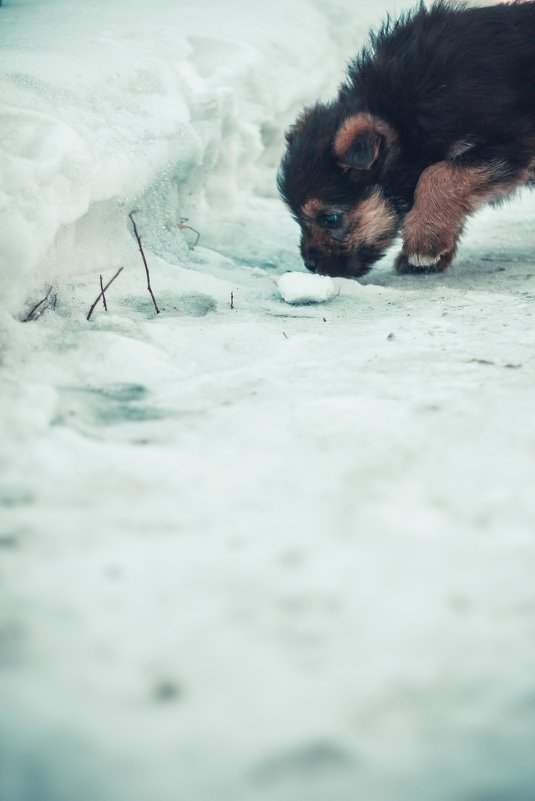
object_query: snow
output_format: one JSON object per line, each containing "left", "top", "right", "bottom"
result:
{"left": 275, "top": 272, "right": 339, "bottom": 304}
{"left": 1, "top": 2, "right": 535, "bottom": 801}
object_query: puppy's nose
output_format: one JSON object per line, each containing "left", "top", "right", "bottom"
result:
{"left": 304, "top": 258, "right": 317, "bottom": 272}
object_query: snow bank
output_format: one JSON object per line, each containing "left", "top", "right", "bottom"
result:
{"left": 0, "top": 0, "right": 374, "bottom": 312}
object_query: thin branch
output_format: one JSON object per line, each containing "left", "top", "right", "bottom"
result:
{"left": 100, "top": 275, "right": 108, "bottom": 311}
{"left": 230, "top": 291, "right": 234, "bottom": 310}
{"left": 32, "top": 304, "right": 50, "bottom": 321}
{"left": 177, "top": 217, "right": 201, "bottom": 248}
{"left": 24, "top": 286, "right": 52, "bottom": 322}
{"left": 129, "top": 210, "right": 160, "bottom": 314}
{"left": 87, "top": 267, "right": 124, "bottom": 321}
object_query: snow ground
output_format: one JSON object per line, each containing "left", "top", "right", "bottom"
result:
{"left": 1, "top": 1, "right": 535, "bottom": 800}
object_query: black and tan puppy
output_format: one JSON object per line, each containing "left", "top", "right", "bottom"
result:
{"left": 278, "top": 1, "right": 535, "bottom": 277}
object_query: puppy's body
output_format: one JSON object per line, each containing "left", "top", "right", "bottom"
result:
{"left": 278, "top": 1, "right": 535, "bottom": 277}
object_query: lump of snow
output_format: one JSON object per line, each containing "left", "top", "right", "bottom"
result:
{"left": 275, "top": 272, "right": 338, "bottom": 305}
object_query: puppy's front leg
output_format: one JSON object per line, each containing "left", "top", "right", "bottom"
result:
{"left": 398, "top": 154, "right": 531, "bottom": 271}
{"left": 400, "top": 161, "right": 475, "bottom": 270}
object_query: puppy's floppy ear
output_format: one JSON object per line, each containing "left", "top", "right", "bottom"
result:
{"left": 339, "top": 129, "right": 381, "bottom": 169}
{"left": 334, "top": 113, "right": 397, "bottom": 171}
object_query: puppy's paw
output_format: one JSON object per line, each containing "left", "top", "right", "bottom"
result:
{"left": 406, "top": 252, "right": 441, "bottom": 268}
{"left": 395, "top": 250, "right": 455, "bottom": 274}
{"left": 403, "top": 233, "right": 456, "bottom": 268}
{"left": 402, "top": 211, "right": 460, "bottom": 269}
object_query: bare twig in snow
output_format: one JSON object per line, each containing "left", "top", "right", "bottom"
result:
{"left": 129, "top": 210, "right": 160, "bottom": 314}
{"left": 87, "top": 267, "right": 124, "bottom": 321}
{"left": 177, "top": 217, "right": 201, "bottom": 248}
{"left": 100, "top": 275, "right": 108, "bottom": 312}
{"left": 230, "top": 291, "right": 234, "bottom": 310}
{"left": 24, "top": 286, "right": 53, "bottom": 322}
{"left": 32, "top": 304, "right": 50, "bottom": 322}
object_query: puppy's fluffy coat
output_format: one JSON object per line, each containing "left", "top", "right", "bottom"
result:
{"left": 278, "top": 1, "right": 535, "bottom": 277}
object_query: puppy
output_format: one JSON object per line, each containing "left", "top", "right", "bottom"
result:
{"left": 278, "top": 1, "right": 535, "bottom": 277}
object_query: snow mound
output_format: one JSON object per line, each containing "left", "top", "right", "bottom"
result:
{"left": 0, "top": 0, "right": 369, "bottom": 313}
{"left": 275, "top": 271, "right": 339, "bottom": 304}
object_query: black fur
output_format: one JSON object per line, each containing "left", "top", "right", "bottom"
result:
{"left": 278, "top": 1, "right": 535, "bottom": 277}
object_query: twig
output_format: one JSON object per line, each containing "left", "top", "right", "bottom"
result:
{"left": 467, "top": 358, "right": 494, "bottom": 366}
{"left": 100, "top": 275, "right": 108, "bottom": 312}
{"left": 177, "top": 217, "right": 201, "bottom": 248}
{"left": 230, "top": 291, "right": 234, "bottom": 310}
{"left": 24, "top": 286, "right": 52, "bottom": 322}
{"left": 32, "top": 304, "right": 50, "bottom": 321}
{"left": 129, "top": 210, "right": 160, "bottom": 314}
{"left": 87, "top": 267, "right": 124, "bottom": 321}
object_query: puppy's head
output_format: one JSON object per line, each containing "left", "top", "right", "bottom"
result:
{"left": 278, "top": 104, "right": 401, "bottom": 277}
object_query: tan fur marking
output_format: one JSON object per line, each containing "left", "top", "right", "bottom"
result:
{"left": 305, "top": 226, "right": 335, "bottom": 255}
{"left": 346, "top": 190, "right": 397, "bottom": 248}
{"left": 476, "top": 165, "right": 532, "bottom": 204}
{"left": 302, "top": 198, "right": 323, "bottom": 218}
{"left": 301, "top": 200, "right": 344, "bottom": 255}
{"left": 334, "top": 113, "right": 398, "bottom": 165}
{"left": 404, "top": 161, "right": 531, "bottom": 263}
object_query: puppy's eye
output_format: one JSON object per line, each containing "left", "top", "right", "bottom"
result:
{"left": 318, "top": 212, "right": 343, "bottom": 230}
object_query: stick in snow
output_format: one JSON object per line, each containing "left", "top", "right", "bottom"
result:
{"left": 24, "top": 287, "right": 53, "bottom": 322}
{"left": 177, "top": 217, "right": 201, "bottom": 249}
{"left": 87, "top": 267, "right": 124, "bottom": 321}
{"left": 100, "top": 275, "right": 108, "bottom": 312}
{"left": 129, "top": 210, "right": 160, "bottom": 314}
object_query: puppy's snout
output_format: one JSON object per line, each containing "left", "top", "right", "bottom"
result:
{"left": 302, "top": 247, "right": 319, "bottom": 272}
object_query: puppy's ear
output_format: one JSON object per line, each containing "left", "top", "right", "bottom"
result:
{"left": 334, "top": 113, "right": 397, "bottom": 171}
{"left": 339, "top": 129, "right": 381, "bottom": 170}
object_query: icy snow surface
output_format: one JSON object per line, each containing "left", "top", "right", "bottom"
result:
{"left": 1, "top": 1, "right": 535, "bottom": 801}
{"left": 276, "top": 272, "right": 339, "bottom": 304}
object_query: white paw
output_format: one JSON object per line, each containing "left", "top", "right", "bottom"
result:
{"left": 407, "top": 253, "right": 440, "bottom": 268}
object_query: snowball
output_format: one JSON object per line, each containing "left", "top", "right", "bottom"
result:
{"left": 275, "top": 272, "right": 338, "bottom": 304}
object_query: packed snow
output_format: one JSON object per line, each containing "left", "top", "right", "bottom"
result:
{"left": 1, "top": 2, "right": 535, "bottom": 801}
{"left": 275, "top": 272, "right": 339, "bottom": 304}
